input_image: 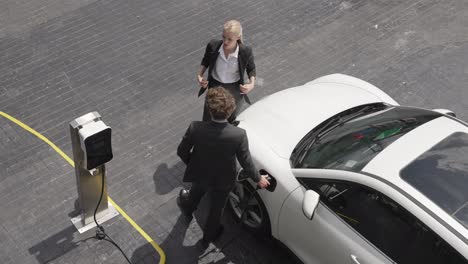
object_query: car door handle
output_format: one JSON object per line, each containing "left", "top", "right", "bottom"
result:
{"left": 350, "top": 254, "right": 361, "bottom": 264}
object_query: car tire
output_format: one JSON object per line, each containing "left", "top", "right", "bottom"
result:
{"left": 228, "top": 179, "right": 271, "bottom": 236}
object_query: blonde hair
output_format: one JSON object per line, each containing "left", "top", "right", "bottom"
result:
{"left": 223, "top": 20, "right": 243, "bottom": 44}
{"left": 207, "top": 87, "right": 236, "bottom": 120}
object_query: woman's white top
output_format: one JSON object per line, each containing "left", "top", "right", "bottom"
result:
{"left": 212, "top": 44, "right": 240, "bottom": 84}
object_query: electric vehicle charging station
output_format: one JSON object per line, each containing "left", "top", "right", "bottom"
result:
{"left": 69, "top": 112, "right": 119, "bottom": 233}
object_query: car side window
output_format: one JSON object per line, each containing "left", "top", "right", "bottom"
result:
{"left": 300, "top": 179, "right": 467, "bottom": 264}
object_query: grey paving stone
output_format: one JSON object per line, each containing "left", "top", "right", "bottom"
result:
{"left": 2, "top": 0, "right": 468, "bottom": 263}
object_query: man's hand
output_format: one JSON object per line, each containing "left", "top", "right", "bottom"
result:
{"left": 197, "top": 75, "right": 208, "bottom": 88}
{"left": 257, "top": 175, "right": 270, "bottom": 189}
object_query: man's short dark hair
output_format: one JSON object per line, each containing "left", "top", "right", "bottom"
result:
{"left": 207, "top": 87, "right": 236, "bottom": 120}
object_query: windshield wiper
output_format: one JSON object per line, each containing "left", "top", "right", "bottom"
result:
{"left": 314, "top": 104, "right": 384, "bottom": 144}
{"left": 291, "top": 115, "right": 340, "bottom": 163}
{"left": 291, "top": 115, "right": 342, "bottom": 166}
{"left": 292, "top": 103, "right": 387, "bottom": 166}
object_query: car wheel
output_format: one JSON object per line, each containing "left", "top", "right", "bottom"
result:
{"left": 228, "top": 180, "right": 271, "bottom": 236}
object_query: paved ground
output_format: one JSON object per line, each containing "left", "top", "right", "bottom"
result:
{"left": 1, "top": 0, "right": 468, "bottom": 263}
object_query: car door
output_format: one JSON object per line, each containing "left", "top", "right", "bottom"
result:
{"left": 278, "top": 182, "right": 393, "bottom": 264}
{"left": 278, "top": 176, "right": 468, "bottom": 264}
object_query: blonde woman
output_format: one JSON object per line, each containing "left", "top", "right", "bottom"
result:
{"left": 197, "top": 20, "right": 256, "bottom": 123}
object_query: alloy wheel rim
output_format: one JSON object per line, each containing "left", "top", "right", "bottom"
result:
{"left": 228, "top": 184, "right": 263, "bottom": 229}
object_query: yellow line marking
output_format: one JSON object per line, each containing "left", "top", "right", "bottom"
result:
{"left": 0, "top": 112, "right": 75, "bottom": 166}
{"left": 0, "top": 111, "right": 166, "bottom": 264}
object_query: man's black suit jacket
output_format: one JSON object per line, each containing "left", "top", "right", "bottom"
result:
{"left": 177, "top": 121, "right": 260, "bottom": 190}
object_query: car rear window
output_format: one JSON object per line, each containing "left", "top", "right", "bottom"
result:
{"left": 401, "top": 132, "right": 468, "bottom": 230}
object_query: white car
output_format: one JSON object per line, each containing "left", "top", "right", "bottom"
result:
{"left": 228, "top": 74, "right": 468, "bottom": 264}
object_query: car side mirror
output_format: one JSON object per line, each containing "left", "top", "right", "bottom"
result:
{"left": 302, "top": 190, "right": 320, "bottom": 220}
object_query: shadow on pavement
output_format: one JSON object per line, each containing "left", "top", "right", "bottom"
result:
{"left": 28, "top": 225, "right": 89, "bottom": 263}
{"left": 130, "top": 195, "right": 262, "bottom": 264}
{"left": 131, "top": 214, "right": 204, "bottom": 264}
{"left": 153, "top": 161, "right": 186, "bottom": 195}
{"left": 149, "top": 163, "right": 300, "bottom": 263}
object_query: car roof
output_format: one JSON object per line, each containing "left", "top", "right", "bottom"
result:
{"left": 363, "top": 116, "right": 468, "bottom": 185}
{"left": 363, "top": 116, "right": 468, "bottom": 237}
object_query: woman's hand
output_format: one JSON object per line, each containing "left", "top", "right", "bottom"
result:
{"left": 240, "top": 82, "right": 254, "bottom": 94}
{"left": 197, "top": 75, "right": 208, "bottom": 88}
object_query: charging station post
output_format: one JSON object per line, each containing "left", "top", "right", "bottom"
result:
{"left": 69, "top": 112, "right": 119, "bottom": 233}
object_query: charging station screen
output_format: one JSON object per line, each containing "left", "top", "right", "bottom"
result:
{"left": 84, "top": 128, "right": 113, "bottom": 170}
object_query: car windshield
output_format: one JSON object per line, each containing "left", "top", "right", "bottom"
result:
{"left": 296, "top": 106, "right": 440, "bottom": 172}
{"left": 401, "top": 132, "right": 468, "bottom": 230}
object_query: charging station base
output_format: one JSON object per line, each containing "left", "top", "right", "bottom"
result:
{"left": 71, "top": 201, "right": 120, "bottom": 234}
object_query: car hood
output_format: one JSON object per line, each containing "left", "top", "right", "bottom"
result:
{"left": 238, "top": 79, "right": 394, "bottom": 159}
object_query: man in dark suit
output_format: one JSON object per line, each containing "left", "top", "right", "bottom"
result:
{"left": 177, "top": 87, "right": 269, "bottom": 246}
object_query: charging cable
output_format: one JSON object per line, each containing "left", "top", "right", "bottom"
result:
{"left": 93, "top": 167, "right": 133, "bottom": 264}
